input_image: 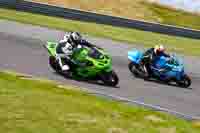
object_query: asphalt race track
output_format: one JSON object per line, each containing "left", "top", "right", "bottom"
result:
{"left": 1, "top": 19, "right": 200, "bottom": 118}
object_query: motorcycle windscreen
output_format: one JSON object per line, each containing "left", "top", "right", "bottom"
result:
{"left": 88, "top": 48, "right": 102, "bottom": 59}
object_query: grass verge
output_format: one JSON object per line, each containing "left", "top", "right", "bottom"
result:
{"left": 145, "top": 2, "right": 200, "bottom": 30}
{"left": 1, "top": 71, "right": 199, "bottom": 132}
{"left": 0, "top": 8, "right": 200, "bottom": 56}
{"left": 33, "top": 0, "right": 200, "bottom": 30}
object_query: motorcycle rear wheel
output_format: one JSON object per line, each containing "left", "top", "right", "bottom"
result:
{"left": 100, "top": 70, "right": 119, "bottom": 86}
{"left": 177, "top": 74, "right": 191, "bottom": 88}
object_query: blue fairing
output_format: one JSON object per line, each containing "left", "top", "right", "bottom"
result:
{"left": 153, "top": 56, "right": 167, "bottom": 68}
{"left": 128, "top": 50, "right": 143, "bottom": 64}
{"left": 151, "top": 56, "right": 185, "bottom": 81}
{"left": 127, "top": 49, "right": 186, "bottom": 81}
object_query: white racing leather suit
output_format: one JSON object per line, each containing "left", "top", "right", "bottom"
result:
{"left": 56, "top": 33, "right": 74, "bottom": 71}
{"left": 56, "top": 32, "right": 94, "bottom": 71}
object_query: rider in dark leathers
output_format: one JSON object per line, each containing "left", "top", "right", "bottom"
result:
{"left": 141, "top": 44, "right": 170, "bottom": 77}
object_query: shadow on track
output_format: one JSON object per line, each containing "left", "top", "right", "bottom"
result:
{"left": 129, "top": 74, "right": 193, "bottom": 90}
{"left": 52, "top": 71, "right": 120, "bottom": 89}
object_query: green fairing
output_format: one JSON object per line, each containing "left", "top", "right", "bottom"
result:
{"left": 46, "top": 42, "right": 57, "bottom": 57}
{"left": 45, "top": 41, "right": 112, "bottom": 78}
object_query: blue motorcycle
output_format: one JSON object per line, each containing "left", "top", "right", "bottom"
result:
{"left": 128, "top": 49, "right": 191, "bottom": 88}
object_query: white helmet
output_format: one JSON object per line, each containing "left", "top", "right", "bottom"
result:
{"left": 70, "top": 32, "right": 82, "bottom": 42}
{"left": 154, "top": 44, "right": 165, "bottom": 54}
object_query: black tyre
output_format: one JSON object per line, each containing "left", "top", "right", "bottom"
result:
{"left": 177, "top": 74, "right": 191, "bottom": 88}
{"left": 49, "top": 56, "right": 61, "bottom": 72}
{"left": 100, "top": 70, "right": 119, "bottom": 86}
{"left": 128, "top": 62, "right": 149, "bottom": 79}
{"left": 128, "top": 62, "right": 139, "bottom": 76}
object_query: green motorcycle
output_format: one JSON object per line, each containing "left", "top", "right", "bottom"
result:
{"left": 43, "top": 42, "right": 119, "bottom": 86}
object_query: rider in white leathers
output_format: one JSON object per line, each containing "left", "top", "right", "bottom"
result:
{"left": 56, "top": 31, "right": 94, "bottom": 71}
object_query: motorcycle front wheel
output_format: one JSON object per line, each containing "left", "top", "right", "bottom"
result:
{"left": 49, "top": 56, "right": 61, "bottom": 72}
{"left": 128, "top": 62, "right": 139, "bottom": 76}
{"left": 128, "top": 62, "right": 149, "bottom": 79}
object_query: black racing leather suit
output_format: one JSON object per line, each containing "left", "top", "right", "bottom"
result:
{"left": 142, "top": 48, "right": 170, "bottom": 75}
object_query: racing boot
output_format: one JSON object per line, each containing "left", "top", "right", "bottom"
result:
{"left": 58, "top": 57, "right": 73, "bottom": 77}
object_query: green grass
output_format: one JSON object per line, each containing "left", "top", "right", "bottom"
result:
{"left": 0, "top": 8, "right": 200, "bottom": 56}
{"left": 145, "top": 3, "right": 200, "bottom": 30}
{"left": 1, "top": 71, "right": 200, "bottom": 133}
{"left": 33, "top": 0, "right": 200, "bottom": 30}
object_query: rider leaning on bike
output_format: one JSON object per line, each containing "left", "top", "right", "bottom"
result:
{"left": 56, "top": 31, "right": 170, "bottom": 76}
{"left": 56, "top": 31, "right": 95, "bottom": 72}
{"left": 141, "top": 44, "right": 170, "bottom": 76}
